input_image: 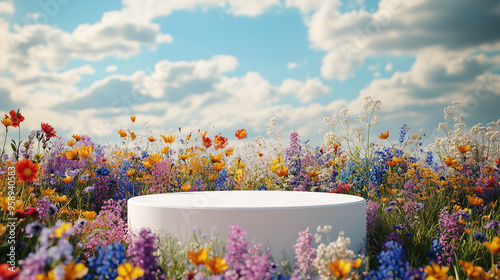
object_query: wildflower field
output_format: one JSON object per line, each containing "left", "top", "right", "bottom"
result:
{"left": 1, "top": 97, "right": 500, "bottom": 279}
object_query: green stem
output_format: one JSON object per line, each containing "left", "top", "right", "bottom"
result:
{"left": 1, "top": 127, "right": 7, "bottom": 162}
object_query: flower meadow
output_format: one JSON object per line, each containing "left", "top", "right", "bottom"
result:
{"left": 1, "top": 97, "right": 500, "bottom": 280}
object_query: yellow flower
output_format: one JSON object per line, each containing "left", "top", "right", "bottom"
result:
{"left": 118, "top": 129, "right": 127, "bottom": 138}
{"left": 161, "top": 134, "right": 175, "bottom": 144}
{"left": 126, "top": 169, "right": 135, "bottom": 177}
{"left": 52, "top": 223, "right": 72, "bottom": 239}
{"left": 1, "top": 116, "right": 13, "bottom": 127}
{"left": 211, "top": 161, "right": 225, "bottom": 172}
{"left": 64, "top": 261, "right": 89, "bottom": 280}
{"left": 483, "top": 236, "right": 500, "bottom": 254}
{"left": 52, "top": 194, "right": 68, "bottom": 202}
{"left": 81, "top": 211, "right": 96, "bottom": 220}
{"left": 0, "top": 197, "right": 24, "bottom": 213}
{"left": 381, "top": 198, "right": 388, "bottom": 203}
{"left": 181, "top": 183, "right": 191, "bottom": 191}
{"left": 161, "top": 146, "right": 170, "bottom": 154}
{"left": 179, "top": 153, "right": 190, "bottom": 161}
{"left": 225, "top": 147, "right": 234, "bottom": 156}
{"left": 210, "top": 154, "right": 222, "bottom": 163}
{"left": 72, "top": 134, "right": 82, "bottom": 141}
{"left": 328, "top": 259, "right": 352, "bottom": 279}
{"left": 205, "top": 257, "right": 228, "bottom": 274}
{"left": 116, "top": 263, "right": 145, "bottom": 280}
{"left": 67, "top": 139, "right": 75, "bottom": 147}
{"left": 148, "top": 135, "right": 156, "bottom": 142}
{"left": 459, "top": 260, "right": 486, "bottom": 280}
{"left": 79, "top": 145, "right": 92, "bottom": 158}
{"left": 307, "top": 170, "right": 319, "bottom": 178}
{"left": 188, "top": 248, "right": 209, "bottom": 265}
{"left": 457, "top": 145, "right": 470, "bottom": 153}
{"left": 129, "top": 132, "right": 137, "bottom": 141}
{"left": 66, "top": 148, "right": 79, "bottom": 160}
{"left": 209, "top": 174, "right": 218, "bottom": 181}
{"left": 0, "top": 223, "right": 6, "bottom": 237}
{"left": 467, "top": 195, "right": 484, "bottom": 207}
{"left": 443, "top": 157, "right": 456, "bottom": 167}
{"left": 130, "top": 116, "right": 136, "bottom": 122}
{"left": 424, "top": 262, "right": 450, "bottom": 280}
{"left": 61, "top": 176, "right": 73, "bottom": 184}
{"left": 352, "top": 258, "right": 362, "bottom": 269}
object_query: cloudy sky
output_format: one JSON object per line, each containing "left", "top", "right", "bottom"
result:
{"left": 0, "top": 0, "right": 499, "bottom": 146}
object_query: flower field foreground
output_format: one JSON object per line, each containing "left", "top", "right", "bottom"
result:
{"left": 1, "top": 98, "right": 500, "bottom": 279}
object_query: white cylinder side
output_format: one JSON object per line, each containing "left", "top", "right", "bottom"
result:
{"left": 128, "top": 191, "right": 366, "bottom": 261}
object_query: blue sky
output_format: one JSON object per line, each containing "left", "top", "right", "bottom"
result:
{"left": 0, "top": 0, "right": 499, "bottom": 147}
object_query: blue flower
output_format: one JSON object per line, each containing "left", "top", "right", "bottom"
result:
{"left": 86, "top": 242, "right": 126, "bottom": 279}
{"left": 473, "top": 231, "right": 487, "bottom": 243}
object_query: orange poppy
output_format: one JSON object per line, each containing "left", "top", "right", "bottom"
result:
{"left": 443, "top": 157, "right": 456, "bottom": 167}
{"left": 148, "top": 136, "right": 156, "bottom": 142}
{"left": 483, "top": 236, "right": 500, "bottom": 254}
{"left": 211, "top": 162, "right": 225, "bottom": 172}
{"left": 161, "top": 134, "right": 175, "bottom": 144}
{"left": 67, "top": 139, "right": 76, "bottom": 147}
{"left": 205, "top": 257, "right": 228, "bottom": 274}
{"left": 15, "top": 158, "right": 38, "bottom": 183}
{"left": 130, "top": 132, "right": 137, "bottom": 141}
{"left": 72, "top": 134, "right": 82, "bottom": 141}
{"left": 210, "top": 154, "right": 222, "bottom": 163}
{"left": 386, "top": 157, "right": 401, "bottom": 166}
{"left": 377, "top": 131, "right": 389, "bottom": 139}
{"left": 130, "top": 116, "right": 136, "bottom": 122}
{"left": 187, "top": 248, "right": 209, "bottom": 265}
{"left": 308, "top": 170, "right": 319, "bottom": 178}
{"left": 457, "top": 145, "right": 470, "bottom": 153}
{"left": 276, "top": 166, "right": 288, "bottom": 177}
{"left": 66, "top": 148, "right": 79, "bottom": 160}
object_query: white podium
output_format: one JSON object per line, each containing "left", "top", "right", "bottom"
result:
{"left": 128, "top": 191, "right": 366, "bottom": 261}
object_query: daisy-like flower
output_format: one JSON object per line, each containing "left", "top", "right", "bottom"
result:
{"left": 15, "top": 158, "right": 39, "bottom": 183}
{"left": 116, "top": 263, "right": 144, "bottom": 280}
{"left": 457, "top": 145, "right": 470, "bottom": 153}
{"left": 424, "top": 262, "right": 449, "bottom": 280}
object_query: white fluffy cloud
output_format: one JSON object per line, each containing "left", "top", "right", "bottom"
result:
{"left": 0, "top": 1, "right": 14, "bottom": 14}
{"left": 306, "top": 0, "right": 500, "bottom": 80}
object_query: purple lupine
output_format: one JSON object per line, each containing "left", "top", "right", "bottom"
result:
{"left": 292, "top": 227, "right": 316, "bottom": 278}
{"left": 367, "top": 200, "right": 380, "bottom": 233}
{"left": 437, "top": 207, "right": 460, "bottom": 266}
{"left": 36, "top": 196, "right": 51, "bottom": 219}
{"left": 127, "top": 228, "right": 164, "bottom": 280}
{"left": 224, "top": 224, "right": 271, "bottom": 280}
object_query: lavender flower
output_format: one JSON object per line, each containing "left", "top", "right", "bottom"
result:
{"left": 384, "top": 206, "right": 396, "bottom": 212}
{"left": 389, "top": 201, "right": 398, "bottom": 206}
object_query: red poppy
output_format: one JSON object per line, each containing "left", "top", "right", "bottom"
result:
{"left": 235, "top": 129, "right": 248, "bottom": 140}
{"left": 213, "top": 133, "right": 228, "bottom": 150}
{"left": 202, "top": 136, "right": 212, "bottom": 148}
{"left": 15, "top": 158, "right": 39, "bottom": 183}
{"left": 15, "top": 207, "right": 39, "bottom": 219}
{"left": 0, "top": 263, "right": 20, "bottom": 279}
{"left": 496, "top": 158, "right": 500, "bottom": 165}
{"left": 41, "top": 123, "right": 57, "bottom": 138}
{"left": 5, "top": 110, "right": 24, "bottom": 128}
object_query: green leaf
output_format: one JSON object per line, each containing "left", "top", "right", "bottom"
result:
{"left": 11, "top": 143, "right": 16, "bottom": 152}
